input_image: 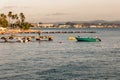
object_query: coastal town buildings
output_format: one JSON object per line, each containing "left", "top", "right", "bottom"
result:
{"left": 73, "top": 24, "right": 84, "bottom": 28}
{"left": 31, "top": 23, "right": 39, "bottom": 27}
{"left": 58, "top": 24, "right": 72, "bottom": 28}
{"left": 38, "top": 23, "right": 55, "bottom": 28}
{"left": 30, "top": 23, "right": 120, "bottom": 28}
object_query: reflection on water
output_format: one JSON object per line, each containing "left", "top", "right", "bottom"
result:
{"left": 0, "top": 28, "right": 120, "bottom": 80}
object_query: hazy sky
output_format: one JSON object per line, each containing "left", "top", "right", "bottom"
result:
{"left": 0, "top": 0, "right": 120, "bottom": 23}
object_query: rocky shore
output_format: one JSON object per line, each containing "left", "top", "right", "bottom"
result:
{"left": 0, "top": 29, "right": 41, "bottom": 34}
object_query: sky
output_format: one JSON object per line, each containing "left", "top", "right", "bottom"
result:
{"left": 0, "top": 0, "right": 120, "bottom": 23}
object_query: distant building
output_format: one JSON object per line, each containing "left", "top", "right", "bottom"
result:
{"left": 30, "top": 22, "right": 120, "bottom": 28}
{"left": 38, "top": 23, "right": 54, "bottom": 28}
{"left": 31, "top": 23, "right": 39, "bottom": 27}
{"left": 90, "top": 25, "right": 105, "bottom": 28}
{"left": 73, "top": 24, "right": 83, "bottom": 28}
{"left": 58, "top": 24, "right": 72, "bottom": 28}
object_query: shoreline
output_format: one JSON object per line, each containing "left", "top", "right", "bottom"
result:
{"left": 0, "top": 29, "right": 41, "bottom": 34}
{"left": 1, "top": 27, "right": 119, "bottom": 35}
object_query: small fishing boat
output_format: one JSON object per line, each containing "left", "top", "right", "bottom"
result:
{"left": 75, "top": 36, "right": 101, "bottom": 42}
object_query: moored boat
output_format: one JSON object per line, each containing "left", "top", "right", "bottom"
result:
{"left": 75, "top": 36, "right": 101, "bottom": 42}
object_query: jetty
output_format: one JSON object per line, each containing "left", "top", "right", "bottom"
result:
{"left": 0, "top": 29, "right": 53, "bottom": 42}
{"left": 0, "top": 35, "right": 53, "bottom": 43}
{"left": 42, "top": 31, "right": 96, "bottom": 34}
{"left": 0, "top": 29, "right": 41, "bottom": 34}
{"left": 0, "top": 29, "right": 96, "bottom": 43}
{"left": 0, "top": 29, "right": 96, "bottom": 34}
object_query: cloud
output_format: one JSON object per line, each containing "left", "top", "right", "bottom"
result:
{"left": 0, "top": 6, "right": 29, "bottom": 11}
{"left": 46, "top": 12, "right": 68, "bottom": 16}
{"left": 1, "top": 6, "right": 16, "bottom": 10}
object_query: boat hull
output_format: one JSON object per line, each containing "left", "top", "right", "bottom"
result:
{"left": 76, "top": 37, "right": 101, "bottom": 42}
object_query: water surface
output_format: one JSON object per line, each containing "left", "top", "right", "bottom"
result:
{"left": 0, "top": 28, "right": 120, "bottom": 80}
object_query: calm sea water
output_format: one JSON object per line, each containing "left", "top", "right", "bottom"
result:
{"left": 0, "top": 28, "right": 120, "bottom": 80}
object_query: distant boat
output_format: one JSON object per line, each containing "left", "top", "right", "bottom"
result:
{"left": 75, "top": 36, "right": 101, "bottom": 42}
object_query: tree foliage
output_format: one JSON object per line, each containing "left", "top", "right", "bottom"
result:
{"left": 0, "top": 11, "right": 31, "bottom": 30}
{"left": 0, "top": 18, "right": 8, "bottom": 27}
{"left": 19, "top": 22, "right": 33, "bottom": 30}
{"left": 0, "top": 13, "right": 8, "bottom": 27}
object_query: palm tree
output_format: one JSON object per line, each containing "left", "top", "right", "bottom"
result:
{"left": 0, "top": 13, "right": 6, "bottom": 19}
{"left": 19, "top": 12, "right": 25, "bottom": 23}
{"left": 8, "top": 11, "right": 12, "bottom": 28}
{"left": 14, "top": 14, "right": 18, "bottom": 28}
{"left": 0, "top": 14, "right": 5, "bottom": 26}
{"left": 11, "top": 14, "right": 16, "bottom": 29}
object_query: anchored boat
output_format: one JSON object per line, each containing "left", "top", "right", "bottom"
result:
{"left": 75, "top": 36, "right": 101, "bottom": 42}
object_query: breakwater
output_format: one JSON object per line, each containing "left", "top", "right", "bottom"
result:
{"left": 0, "top": 29, "right": 40, "bottom": 34}
{"left": 42, "top": 31, "right": 96, "bottom": 34}
{"left": 0, "top": 29, "right": 96, "bottom": 34}
{"left": 0, "top": 35, "right": 53, "bottom": 42}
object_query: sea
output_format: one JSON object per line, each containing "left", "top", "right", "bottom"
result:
{"left": 0, "top": 28, "right": 120, "bottom": 80}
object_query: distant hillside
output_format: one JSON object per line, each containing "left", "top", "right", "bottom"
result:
{"left": 50, "top": 20, "right": 120, "bottom": 24}
{"left": 89, "top": 20, "right": 108, "bottom": 24}
{"left": 111, "top": 21, "right": 120, "bottom": 24}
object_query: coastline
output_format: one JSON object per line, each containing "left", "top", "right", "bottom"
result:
{"left": 0, "top": 29, "right": 41, "bottom": 34}
{"left": 1, "top": 28, "right": 119, "bottom": 35}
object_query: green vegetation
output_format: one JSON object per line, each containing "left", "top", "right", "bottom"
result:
{"left": 0, "top": 11, "right": 32, "bottom": 30}
{"left": 0, "top": 13, "right": 8, "bottom": 27}
{"left": 19, "top": 22, "right": 33, "bottom": 30}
